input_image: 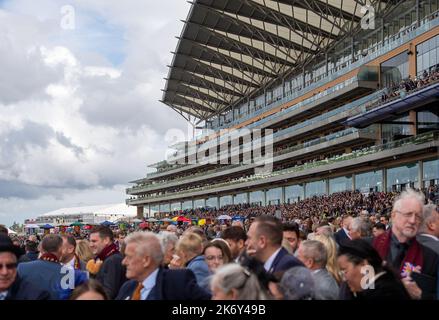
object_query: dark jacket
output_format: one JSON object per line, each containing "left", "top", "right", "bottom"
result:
{"left": 95, "top": 253, "right": 126, "bottom": 299}
{"left": 115, "top": 268, "right": 211, "bottom": 300}
{"left": 339, "top": 271, "right": 411, "bottom": 300}
{"left": 416, "top": 234, "right": 439, "bottom": 256}
{"left": 334, "top": 228, "right": 350, "bottom": 246}
{"left": 5, "top": 276, "right": 50, "bottom": 300}
{"left": 269, "top": 247, "right": 303, "bottom": 274}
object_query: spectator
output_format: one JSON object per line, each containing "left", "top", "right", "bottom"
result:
{"left": 246, "top": 215, "right": 303, "bottom": 274}
{"left": 158, "top": 231, "right": 178, "bottom": 268}
{"left": 23, "top": 241, "right": 39, "bottom": 262}
{"left": 210, "top": 263, "right": 270, "bottom": 300}
{"left": 60, "top": 235, "right": 86, "bottom": 270}
{"left": 221, "top": 226, "right": 247, "bottom": 262}
{"left": 75, "top": 240, "right": 94, "bottom": 264}
{"left": 372, "top": 188, "right": 439, "bottom": 299}
{"left": 70, "top": 279, "right": 108, "bottom": 300}
{"left": 296, "top": 240, "right": 339, "bottom": 300}
{"left": 335, "top": 215, "right": 352, "bottom": 245}
{"left": 338, "top": 239, "right": 410, "bottom": 300}
{"left": 416, "top": 204, "right": 439, "bottom": 255}
{"left": 18, "top": 235, "right": 74, "bottom": 300}
{"left": 87, "top": 226, "right": 126, "bottom": 299}
{"left": 314, "top": 234, "right": 342, "bottom": 284}
{"left": 279, "top": 266, "right": 316, "bottom": 300}
{"left": 349, "top": 217, "right": 372, "bottom": 240}
{"left": 372, "top": 223, "right": 387, "bottom": 238}
{"left": 203, "top": 240, "right": 232, "bottom": 274}
{"left": 116, "top": 232, "right": 210, "bottom": 300}
{"left": 282, "top": 222, "right": 300, "bottom": 253}
{"left": 170, "top": 233, "right": 210, "bottom": 286}
{"left": 0, "top": 234, "right": 49, "bottom": 300}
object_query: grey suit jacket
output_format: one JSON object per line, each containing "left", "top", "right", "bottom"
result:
{"left": 417, "top": 234, "right": 439, "bottom": 256}
{"left": 312, "top": 268, "right": 340, "bottom": 300}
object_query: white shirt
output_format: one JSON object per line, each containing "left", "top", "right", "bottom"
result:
{"left": 343, "top": 227, "right": 352, "bottom": 239}
{"left": 264, "top": 248, "right": 281, "bottom": 272}
{"left": 0, "top": 291, "right": 7, "bottom": 300}
{"left": 140, "top": 268, "right": 159, "bottom": 300}
{"left": 419, "top": 233, "right": 439, "bottom": 241}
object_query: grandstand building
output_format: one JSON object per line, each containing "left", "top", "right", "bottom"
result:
{"left": 127, "top": 0, "right": 439, "bottom": 218}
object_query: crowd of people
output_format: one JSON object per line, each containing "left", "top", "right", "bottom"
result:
{"left": 1, "top": 186, "right": 438, "bottom": 300}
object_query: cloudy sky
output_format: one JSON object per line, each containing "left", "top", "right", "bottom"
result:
{"left": 0, "top": 0, "right": 192, "bottom": 226}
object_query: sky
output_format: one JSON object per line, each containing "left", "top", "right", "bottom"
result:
{"left": 0, "top": 0, "right": 192, "bottom": 226}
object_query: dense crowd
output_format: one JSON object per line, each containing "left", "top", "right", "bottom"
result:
{"left": 1, "top": 185, "right": 438, "bottom": 301}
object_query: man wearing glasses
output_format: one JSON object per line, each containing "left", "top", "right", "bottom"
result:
{"left": 373, "top": 188, "right": 439, "bottom": 300}
{"left": 0, "top": 234, "right": 49, "bottom": 300}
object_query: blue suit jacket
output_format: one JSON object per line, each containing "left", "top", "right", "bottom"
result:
{"left": 269, "top": 247, "right": 304, "bottom": 275}
{"left": 186, "top": 255, "right": 210, "bottom": 285}
{"left": 115, "top": 268, "right": 211, "bottom": 300}
{"left": 334, "top": 228, "right": 350, "bottom": 246}
{"left": 17, "top": 260, "right": 71, "bottom": 300}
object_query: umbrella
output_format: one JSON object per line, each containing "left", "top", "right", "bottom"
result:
{"left": 139, "top": 222, "right": 149, "bottom": 229}
{"left": 177, "top": 216, "right": 191, "bottom": 223}
{"left": 198, "top": 219, "right": 206, "bottom": 226}
{"left": 171, "top": 217, "right": 179, "bottom": 221}
{"left": 100, "top": 221, "right": 115, "bottom": 227}
{"left": 70, "top": 221, "right": 84, "bottom": 227}
{"left": 217, "top": 215, "right": 232, "bottom": 220}
{"left": 41, "top": 224, "right": 54, "bottom": 229}
{"left": 25, "top": 224, "right": 40, "bottom": 229}
{"left": 7, "top": 228, "right": 17, "bottom": 234}
{"left": 232, "top": 216, "right": 245, "bottom": 221}
{"left": 160, "top": 218, "right": 173, "bottom": 222}
{"left": 147, "top": 218, "right": 158, "bottom": 222}
{"left": 132, "top": 218, "right": 142, "bottom": 223}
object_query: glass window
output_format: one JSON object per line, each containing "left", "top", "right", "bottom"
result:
{"left": 220, "top": 195, "right": 233, "bottom": 207}
{"left": 234, "top": 193, "right": 248, "bottom": 204}
{"left": 266, "top": 187, "right": 282, "bottom": 205}
{"left": 423, "top": 159, "right": 439, "bottom": 181}
{"left": 386, "top": 163, "right": 419, "bottom": 192}
{"left": 206, "top": 197, "right": 218, "bottom": 209}
{"left": 305, "top": 180, "right": 326, "bottom": 198}
{"left": 250, "top": 190, "right": 265, "bottom": 206}
{"left": 182, "top": 200, "right": 193, "bottom": 210}
{"left": 151, "top": 205, "right": 159, "bottom": 214}
{"left": 355, "top": 170, "right": 383, "bottom": 193}
{"left": 329, "top": 176, "right": 352, "bottom": 194}
{"left": 381, "top": 51, "right": 409, "bottom": 87}
{"left": 171, "top": 202, "right": 181, "bottom": 211}
{"left": 160, "top": 203, "right": 170, "bottom": 213}
{"left": 285, "top": 185, "right": 304, "bottom": 203}
{"left": 194, "top": 199, "right": 205, "bottom": 208}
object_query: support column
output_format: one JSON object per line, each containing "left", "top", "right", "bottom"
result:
{"left": 352, "top": 174, "right": 356, "bottom": 191}
{"left": 246, "top": 191, "right": 250, "bottom": 204}
{"left": 418, "top": 160, "right": 424, "bottom": 190}
{"left": 409, "top": 110, "right": 417, "bottom": 135}
{"left": 137, "top": 206, "right": 144, "bottom": 219}
{"left": 281, "top": 186, "right": 286, "bottom": 204}
{"left": 326, "top": 179, "right": 330, "bottom": 195}
{"left": 263, "top": 190, "right": 267, "bottom": 206}
{"left": 382, "top": 168, "right": 387, "bottom": 192}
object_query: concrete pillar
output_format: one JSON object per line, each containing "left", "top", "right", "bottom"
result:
{"left": 326, "top": 179, "right": 330, "bottom": 195}
{"left": 409, "top": 110, "right": 417, "bottom": 135}
{"left": 246, "top": 191, "right": 250, "bottom": 204}
{"left": 137, "top": 206, "right": 144, "bottom": 219}
{"left": 383, "top": 168, "right": 387, "bottom": 192}
{"left": 281, "top": 186, "right": 286, "bottom": 204}
{"left": 418, "top": 160, "right": 424, "bottom": 190}
{"left": 352, "top": 174, "right": 356, "bottom": 191}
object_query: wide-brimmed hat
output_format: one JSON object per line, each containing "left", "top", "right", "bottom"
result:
{"left": 0, "top": 234, "right": 21, "bottom": 258}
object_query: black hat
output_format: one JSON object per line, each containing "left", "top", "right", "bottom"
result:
{"left": 0, "top": 234, "right": 21, "bottom": 258}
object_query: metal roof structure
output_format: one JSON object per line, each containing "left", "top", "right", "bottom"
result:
{"left": 162, "top": 0, "right": 395, "bottom": 122}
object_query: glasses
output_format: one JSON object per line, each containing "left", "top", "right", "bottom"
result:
{"left": 396, "top": 211, "right": 422, "bottom": 222}
{"left": 0, "top": 263, "right": 17, "bottom": 270}
{"left": 205, "top": 255, "right": 223, "bottom": 261}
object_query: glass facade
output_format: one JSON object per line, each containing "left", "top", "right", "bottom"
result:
{"left": 285, "top": 185, "right": 304, "bottom": 203}
{"left": 206, "top": 197, "right": 218, "bottom": 208}
{"left": 418, "top": 110, "right": 439, "bottom": 131}
{"left": 423, "top": 159, "right": 439, "bottom": 187}
{"left": 416, "top": 34, "right": 439, "bottom": 74}
{"left": 381, "top": 51, "right": 409, "bottom": 88}
{"left": 160, "top": 203, "right": 170, "bottom": 213}
{"left": 305, "top": 180, "right": 326, "bottom": 198}
{"left": 387, "top": 163, "right": 419, "bottom": 191}
{"left": 171, "top": 202, "right": 181, "bottom": 211}
{"left": 151, "top": 205, "right": 159, "bottom": 214}
{"left": 250, "top": 190, "right": 265, "bottom": 206}
{"left": 329, "top": 176, "right": 352, "bottom": 194}
{"left": 194, "top": 199, "right": 205, "bottom": 208}
{"left": 266, "top": 187, "right": 282, "bottom": 205}
{"left": 233, "top": 193, "right": 248, "bottom": 204}
{"left": 182, "top": 200, "right": 193, "bottom": 210}
{"left": 220, "top": 195, "right": 233, "bottom": 207}
{"left": 355, "top": 170, "right": 383, "bottom": 193}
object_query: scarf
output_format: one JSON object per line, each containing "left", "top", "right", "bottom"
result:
{"left": 372, "top": 230, "right": 424, "bottom": 276}
{"left": 87, "top": 243, "right": 119, "bottom": 275}
{"left": 40, "top": 253, "right": 59, "bottom": 264}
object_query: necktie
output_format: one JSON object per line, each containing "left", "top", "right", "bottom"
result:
{"left": 393, "top": 242, "right": 409, "bottom": 270}
{"left": 131, "top": 283, "right": 144, "bottom": 300}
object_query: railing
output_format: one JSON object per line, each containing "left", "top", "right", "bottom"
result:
{"left": 127, "top": 131, "right": 437, "bottom": 203}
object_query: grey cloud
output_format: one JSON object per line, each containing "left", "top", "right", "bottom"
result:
{"left": 55, "top": 131, "right": 84, "bottom": 157}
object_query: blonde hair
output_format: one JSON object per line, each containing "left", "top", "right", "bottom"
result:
{"left": 313, "top": 234, "right": 342, "bottom": 284}
{"left": 176, "top": 233, "right": 203, "bottom": 258}
{"left": 75, "top": 240, "right": 94, "bottom": 263}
